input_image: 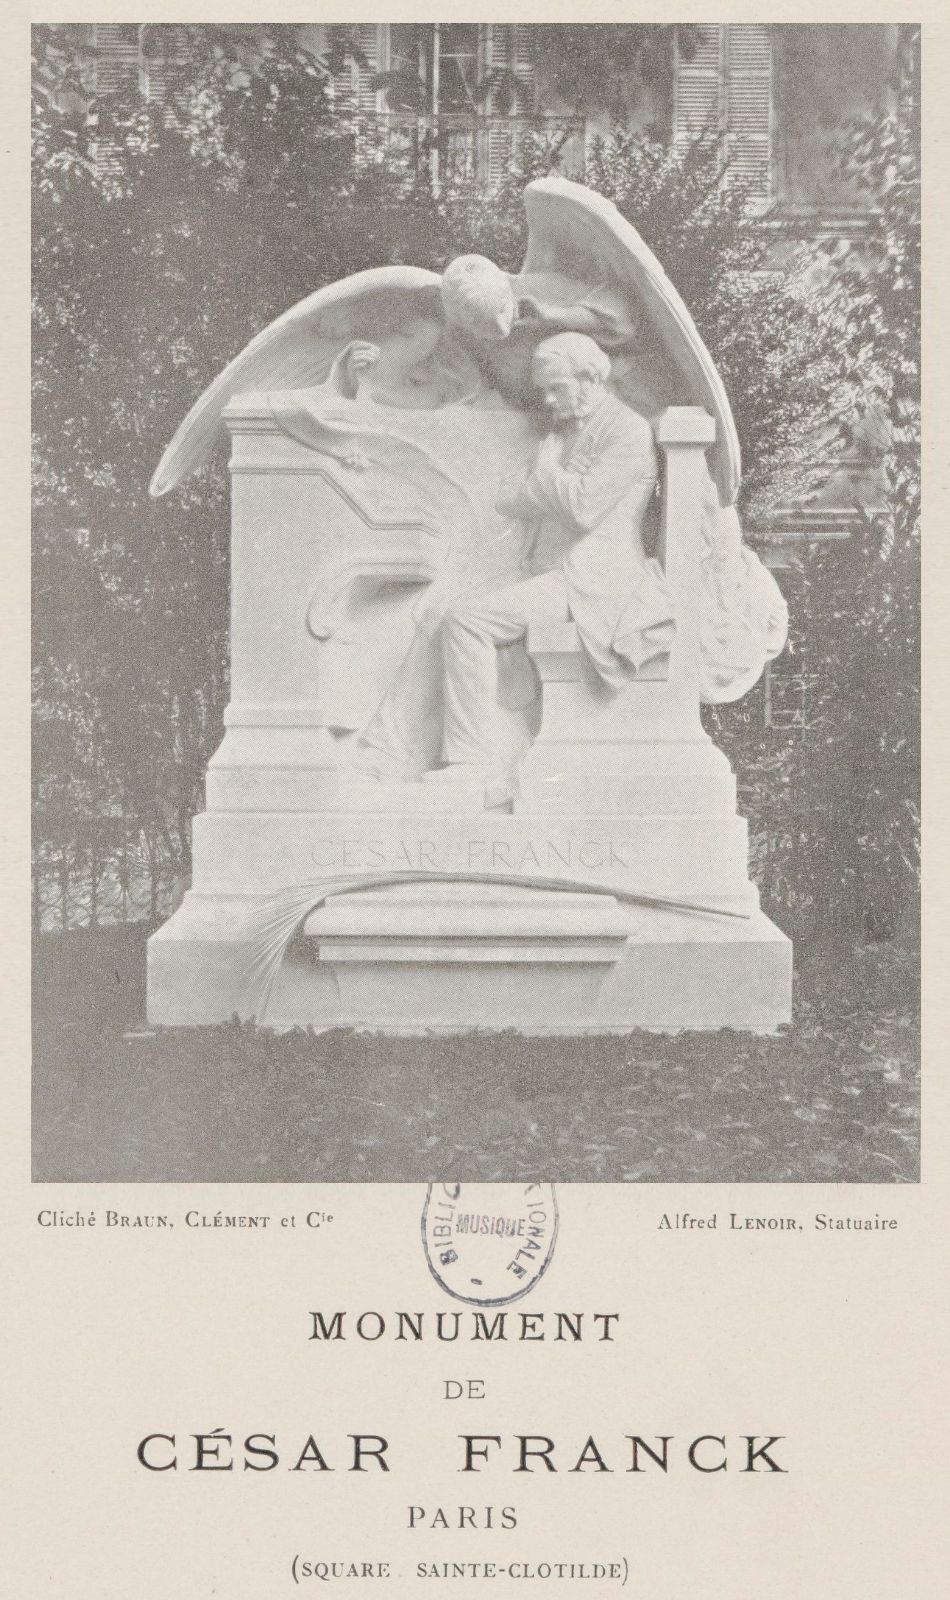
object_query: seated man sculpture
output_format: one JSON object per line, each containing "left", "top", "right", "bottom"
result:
{"left": 356, "top": 332, "right": 676, "bottom": 802}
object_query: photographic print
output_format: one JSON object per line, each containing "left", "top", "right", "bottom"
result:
{"left": 11, "top": 13, "right": 946, "bottom": 1600}
{"left": 31, "top": 21, "right": 920, "bottom": 1182}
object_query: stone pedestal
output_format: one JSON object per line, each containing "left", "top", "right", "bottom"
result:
{"left": 147, "top": 402, "right": 792, "bottom": 1034}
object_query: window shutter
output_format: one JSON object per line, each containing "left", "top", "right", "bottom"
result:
{"left": 484, "top": 27, "right": 513, "bottom": 183}
{"left": 725, "top": 25, "right": 773, "bottom": 198}
{"left": 674, "top": 24, "right": 773, "bottom": 198}
{"left": 335, "top": 23, "right": 384, "bottom": 114}
{"left": 485, "top": 24, "right": 536, "bottom": 113}
{"left": 486, "top": 123, "right": 514, "bottom": 185}
{"left": 485, "top": 23, "right": 511, "bottom": 74}
{"left": 141, "top": 61, "right": 167, "bottom": 104}
{"left": 91, "top": 24, "right": 143, "bottom": 175}
{"left": 485, "top": 18, "right": 512, "bottom": 109}
{"left": 139, "top": 26, "right": 187, "bottom": 105}
{"left": 511, "top": 26, "right": 537, "bottom": 113}
{"left": 674, "top": 24, "right": 724, "bottom": 139}
{"left": 93, "top": 24, "right": 142, "bottom": 96}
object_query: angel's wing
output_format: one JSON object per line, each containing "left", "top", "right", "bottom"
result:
{"left": 519, "top": 177, "right": 741, "bottom": 507}
{"left": 149, "top": 266, "right": 442, "bottom": 497}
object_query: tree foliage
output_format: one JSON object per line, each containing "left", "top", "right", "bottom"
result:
{"left": 710, "top": 28, "right": 920, "bottom": 946}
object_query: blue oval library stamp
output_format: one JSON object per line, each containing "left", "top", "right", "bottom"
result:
{"left": 422, "top": 1183, "right": 559, "bottom": 1305}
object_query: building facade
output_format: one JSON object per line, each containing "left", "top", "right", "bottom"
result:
{"left": 88, "top": 22, "right": 898, "bottom": 220}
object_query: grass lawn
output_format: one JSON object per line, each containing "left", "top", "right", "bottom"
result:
{"left": 32, "top": 924, "right": 919, "bottom": 1184}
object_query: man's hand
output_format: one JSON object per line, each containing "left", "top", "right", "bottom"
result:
{"left": 534, "top": 431, "right": 565, "bottom": 477}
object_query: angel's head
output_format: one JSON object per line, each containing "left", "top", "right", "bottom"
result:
{"left": 532, "top": 333, "right": 611, "bottom": 424}
{"left": 441, "top": 255, "right": 517, "bottom": 343}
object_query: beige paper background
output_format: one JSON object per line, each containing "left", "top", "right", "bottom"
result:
{"left": 5, "top": 4, "right": 948, "bottom": 1596}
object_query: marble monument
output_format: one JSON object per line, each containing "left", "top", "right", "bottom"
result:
{"left": 147, "top": 176, "right": 792, "bottom": 1032}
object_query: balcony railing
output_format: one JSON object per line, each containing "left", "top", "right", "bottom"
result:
{"left": 355, "top": 110, "right": 587, "bottom": 185}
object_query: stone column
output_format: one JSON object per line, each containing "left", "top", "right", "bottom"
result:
{"left": 655, "top": 405, "right": 718, "bottom": 715}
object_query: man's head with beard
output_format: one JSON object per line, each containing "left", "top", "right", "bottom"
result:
{"left": 531, "top": 333, "right": 612, "bottom": 425}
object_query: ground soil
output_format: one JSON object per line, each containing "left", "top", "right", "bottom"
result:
{"left": 32, "top": 925, "right": 919, "bottom": 1183}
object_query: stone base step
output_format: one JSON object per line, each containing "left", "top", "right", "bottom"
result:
{"left": 147, "top": 894, "right": 792, "bottom": 1034}
{"left": 305, "top": 885, "right": 625, "bottom": 936}
{"left": 306, "top": 883, "right": 629, "bottom": 964}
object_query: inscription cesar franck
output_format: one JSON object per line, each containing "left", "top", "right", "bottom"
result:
{"left": 147, "top": 177, "right": 792, "bottom": 1033}
{"left": 311, "top": 836, "right": 637, "bottom": 876}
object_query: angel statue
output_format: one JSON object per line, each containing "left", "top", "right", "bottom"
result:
{"left": 151, "top": 176, "right": 787, "bottom": 795}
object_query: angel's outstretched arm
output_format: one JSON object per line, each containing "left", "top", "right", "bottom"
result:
{"left": 516, "top": 295, "right": 603, "bottom": 335}
{"left": 516, "top": 292, "right": 630, "bottom": 346}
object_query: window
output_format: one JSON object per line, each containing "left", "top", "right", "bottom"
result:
{"left": 375, "top": 24, "right": 536, "bottom": 119}
{"left": 387, "top": 23, "right": 425, "bottom": 107}
{"left": 437, "top": 24, "right": 480, "bottom": 113}
{"left": 674, "top": 24, "right": 774, "bottom": 200}
{"left": 344, "top": 25, "right": 543, "bottom": 187}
